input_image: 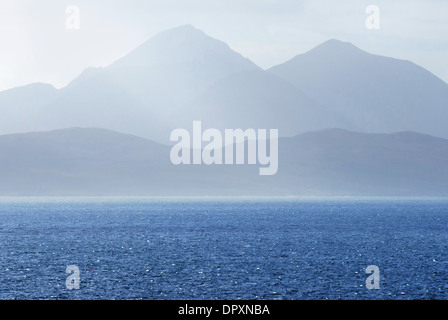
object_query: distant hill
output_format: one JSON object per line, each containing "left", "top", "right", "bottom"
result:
{"left": 277, "top": 129, "right": 448, "bottom": 196}
{"left": 0, "top": 127, "right": 446, "bottom": 196}
{"left": 171, "top": 69, "right": 341, "bottom": 136}
{"left": 269, "top": 39, "right": 448, "bottom": 138}
{"left": 0, "top": 83, "right": 58, "bottom": 135}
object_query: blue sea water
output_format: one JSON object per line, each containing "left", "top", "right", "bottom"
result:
{"left": 0, "top": 197, "right": 447, "bottom": 300}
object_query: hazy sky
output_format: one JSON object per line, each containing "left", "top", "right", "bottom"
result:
{"left": 1, "top": 0, "right": 447, "bottom": 91}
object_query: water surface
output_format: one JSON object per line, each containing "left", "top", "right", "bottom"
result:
{"left": 0, "top": 197, "right": 447, "bottom": 300}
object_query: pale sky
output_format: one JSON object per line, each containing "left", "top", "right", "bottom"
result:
{"left": 1, "top": 0, "right": 447, "bottom": 92}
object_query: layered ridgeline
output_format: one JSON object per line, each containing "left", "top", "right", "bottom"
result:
{"left": 1, "top": 25, "right": 448, "bottom": 142}
{"left": 0, "top": 127, "right": 447, "bottom": 196}
{"left": 0, "top": 25, "right": 336, "bottom": 142}
{"left": 0, "top": 25, "right": 447, "bottom": 196}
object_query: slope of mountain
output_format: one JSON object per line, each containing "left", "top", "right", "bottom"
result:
{"left": 269, "top": 39, "right": 448, "bottom": 138}
{"left": 98, "top": 24, "right": 262, "bottom": 107}
{"left": 0, "top": 128, "right": 170, "bottom": 195}
{"left": 277, "top": 129, "right": 448, "bottom": 195}
{"left": 0, "top": 127, "right": 263, "bottom": 195}
{"left": 171, "top": 69, "right": 344, "bottom": 136}
{"left": 0, "top": 127, "right": 447, "bottom": 196}
{"left": 0, "top": 83, "right": 59, "bottom": 135}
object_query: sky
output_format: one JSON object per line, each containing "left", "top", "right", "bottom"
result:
{"left": 0, "top": 0, "right": 447, "bottom": 92}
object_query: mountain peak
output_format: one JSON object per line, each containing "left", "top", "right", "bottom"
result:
{"left": 321, "top": 39, "right": 356, "bottom": 47}
{"left": 151, "top": 24, "right": 208, "bottom": 41}
{"left": 171, "top": 24, "right": 195, "bottom": 30}
{"left": 110, "top": 24, "right": 259, "bottom": 71}
{"left": 308, "top": 39, "right": 363, "bottom": 55}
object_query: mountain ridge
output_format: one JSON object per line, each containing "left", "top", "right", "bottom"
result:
{"left": 1, "top": 25, "right": 447, "bottom": 143}
{"left": 0, "top": 127, "right": 447, "bottom": 196}
{"left": 269, "top": 38, "right": 448, "bottom": 138}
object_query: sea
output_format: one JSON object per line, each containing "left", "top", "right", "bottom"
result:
{"left": 0, "top": 197, "right": 447, "bottom": 300}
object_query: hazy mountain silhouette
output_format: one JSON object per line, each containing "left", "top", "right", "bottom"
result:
{"left": 1, "top": 27, "right": 447, "bottom": 142}
{"left": 269, "top": 39, "right": 448, "bottom": 138}
{"left": 19, "top": 25, "right": 338, "bottom": 142}
{"left": 171, "top": 69, "right": 343, "bottom": 136}
{"left": 16, "top": 25, "right": 273, "bottom": 142}
{"left": 277, "top": 129, "right": 448, "bottom": 196}
{"left": 0, "top": 127, "right": 446, "bottom": 196}
{"left": 0, "top": 83, "right": 58, "bottom": 135}
{"left": 0, "top": 26, "right": 447, "bottom": 196}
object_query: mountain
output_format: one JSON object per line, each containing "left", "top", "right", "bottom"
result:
{"left": 277, "top": 129, "right": 448, "bottom": 195}
{"left": 13, "top": 25, "right": 266, "bottom": 142}
{"left": 1, "top": 26, "right": 338, "bottom": 143}
{"left": 269, "top": 39, "right": 448, "bottom": 139}
{"left": 0, "top": 127, "right": 259, "bottom": 195}
{"left": 0, "top": 83, "right": 58, "bottom": 135}
{"left": 2, "top": 28, "right": 448, "bottom": 144}
{"left": 0, "top": 127, "right": 447, "bottom": 196}
{"left": 0, "top": 127, "right": 170, "bottom": 195}
{"left": 171, "top": 69, "right": 342, "bottom": 136}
